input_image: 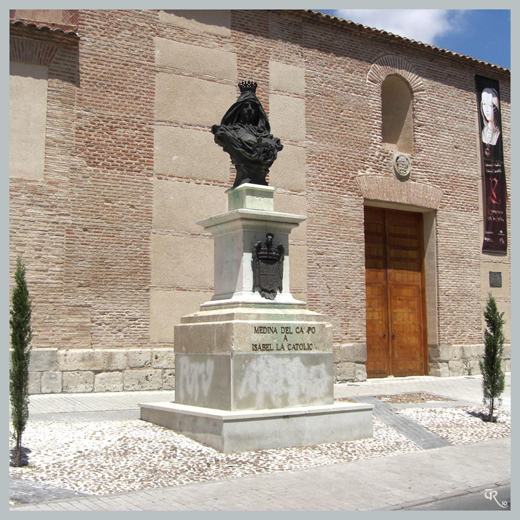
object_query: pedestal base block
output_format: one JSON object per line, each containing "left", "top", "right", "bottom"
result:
{"left": 140, "top": 185, "right": 374, "bottom": 452}
{"left": 174, "top": 304, "right": 336, "bottom": 411}
{"left": 140, "top": 401, "right": 374, "bottom": 453}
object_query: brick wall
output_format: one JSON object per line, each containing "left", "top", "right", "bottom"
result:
{"left": 9, "top": 10, "right": 510, "bottom": 393}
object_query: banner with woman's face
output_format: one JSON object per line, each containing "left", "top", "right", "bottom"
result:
{"left": 476, "top": 76, "right": 503, "bottom": 161}
{"left": 475, "top": 75, "right": 507, "bottom": 254}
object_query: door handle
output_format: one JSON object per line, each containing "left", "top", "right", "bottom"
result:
{"left": 392, "top": 334, "right": 395, "bottom": 339}
{"left": 383, "top": 333, "right": 386, "bottom": 338}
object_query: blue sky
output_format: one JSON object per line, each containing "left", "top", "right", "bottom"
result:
{"left": 320, "top": 9, "right": 511, "bottom": 69}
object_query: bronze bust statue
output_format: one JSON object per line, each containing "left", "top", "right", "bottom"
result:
{"left": 212, "top": 81, "right": 283, "bottom": 189}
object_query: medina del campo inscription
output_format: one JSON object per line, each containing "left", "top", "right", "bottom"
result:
{"left": 252, "top": 233, "right": 284, "bottom": 300}
{"left": 251, "top": 325, "right": 316, "bottom": 352}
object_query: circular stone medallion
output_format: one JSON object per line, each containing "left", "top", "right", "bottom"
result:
{"left": 394, "top": 153, "right": 411, "bottom": 179}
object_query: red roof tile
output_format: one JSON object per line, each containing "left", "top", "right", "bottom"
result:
{"left": 10, "top": 18, "right": 79, "bottom": 39}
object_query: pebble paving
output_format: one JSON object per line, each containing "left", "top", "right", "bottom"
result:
{"left": 9, "top": 392, "right": 511, "bottom": 504}
{"left": 9, "top": 416, "right": 420, "bottom": 497}
{"left": 398, "top": 406, "right": 511, "bottom": 445}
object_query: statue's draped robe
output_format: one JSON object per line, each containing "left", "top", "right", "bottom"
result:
{"left": 212, "top": 89, "right": 283, "bottom": 188}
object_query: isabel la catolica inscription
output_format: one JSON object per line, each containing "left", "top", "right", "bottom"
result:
{"left": 251, "top": 324, "right": 316, "bottom": 351}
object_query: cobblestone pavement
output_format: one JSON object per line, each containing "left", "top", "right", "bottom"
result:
{"left": 10, "top": 374, "right": 511, "bottom": 511}
{"left": 11, "top": 438, "right": 510, "bottom": 511}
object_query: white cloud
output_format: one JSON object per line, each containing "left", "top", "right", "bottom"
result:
{"left": 333, "top": 9, "right": 465, "bottom": 45}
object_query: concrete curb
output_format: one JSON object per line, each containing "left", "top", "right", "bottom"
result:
{"left": 388, "top": 481, "right": 511, "bottom": 511}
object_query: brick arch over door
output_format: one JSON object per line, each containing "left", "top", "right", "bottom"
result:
{"left": 356, "top": 176, "right": 443, "bottom": 210}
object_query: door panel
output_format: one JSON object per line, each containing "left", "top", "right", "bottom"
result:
{"left": 364, "top": 207, "right": 389, "bottom": 377}
{"left": 366, "top": 282, "right": 389, "bottom": 376}
{"left": 364, "top": 207, "right": 427, "bottom": 378}
{"left": 389, "top": 283, "right": 424, "bottom": 376}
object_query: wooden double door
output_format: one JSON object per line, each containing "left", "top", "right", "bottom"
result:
{"left": 364, "top": 207, "right": 428, "bottom": 378}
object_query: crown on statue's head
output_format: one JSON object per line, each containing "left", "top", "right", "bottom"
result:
{"left": 238, "top": 80, "right": 257, "bottom": 93}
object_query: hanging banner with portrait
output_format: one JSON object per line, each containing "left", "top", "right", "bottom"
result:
{"left": 475, "top": 75, "right": 507, "bottom": 254}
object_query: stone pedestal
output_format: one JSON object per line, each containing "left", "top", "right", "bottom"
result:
{"left": 140, "top": 184, "right": 373, "bottom": 452}
{"left": 141, "top": 402, "right": 373, "bottom": 453}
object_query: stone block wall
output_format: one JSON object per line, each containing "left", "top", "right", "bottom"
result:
{"left": 9, "top": 10, "right": 510, "bottom": 392}
{"left": 12, "top": 348, "right": 175, "bottom": 394}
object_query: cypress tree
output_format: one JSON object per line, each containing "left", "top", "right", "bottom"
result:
{"left": 9, "top": 255, "right": 32, "bottom": 467}
{"left": 479, "top": 293, "right": 506, "bottom": 422}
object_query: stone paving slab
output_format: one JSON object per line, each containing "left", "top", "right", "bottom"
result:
{"left": 26, "top": 374, "right": 511, "bottom": 416}
{"left": 28, "top": 390, "right": 176, "bottom": 415}
{"left": 10, "top": 478, "right": 90, "bottom": 504}
{"left": 391, "top": 400, "right": 474, "bottom": 409}
{"left": 352, "top": 395, "right": 451, "bottom": 449}
{"left": 29, "top": 409, "right": 141, "bottom": 422}
{"left": 10, "top": 437, "right": 510, "bottom": 511}
{"left": 394, "top": 483, "right": 511, "bottom": 511}
{"left": 339, "top": 375, "right": 511, "bottom": 410}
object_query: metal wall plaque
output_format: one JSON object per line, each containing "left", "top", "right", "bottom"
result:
{"left": 252, "top": 233, "right": 284, "bottom": 300}
{"left": 489, "top": 271, "right": 502, "bottom": 288}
